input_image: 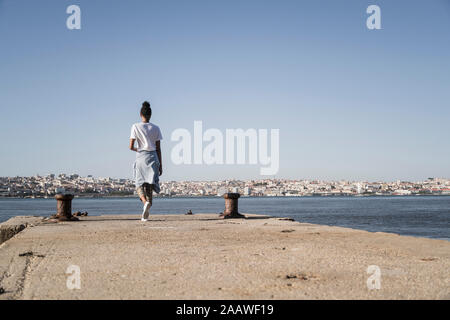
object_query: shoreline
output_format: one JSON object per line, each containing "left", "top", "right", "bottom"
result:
{"left": 0, "top": 214, "right": 448, "bottom": 299}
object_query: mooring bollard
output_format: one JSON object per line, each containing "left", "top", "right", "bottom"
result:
{"left": 220, "top": 193, "right": 245, "bottom": 219}
{"left": 55, "top": 194, "right": 78, "bottom": 221}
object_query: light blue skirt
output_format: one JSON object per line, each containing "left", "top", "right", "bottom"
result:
{"left": 133, "top": 150, "right": 160, "bottom": 193}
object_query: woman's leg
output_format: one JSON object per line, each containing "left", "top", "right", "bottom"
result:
{"left": 143, "top": 184, "right": 153, "bottom": 219}
{"left": 136, "top": 185, "right": 147, "bottom": 203}
{"left": 136, "top": 184, "right": 151, "bottom": 221}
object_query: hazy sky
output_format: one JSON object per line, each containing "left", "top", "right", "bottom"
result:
{"left": 1, "top": 0, "right": 449, "bottom": 181}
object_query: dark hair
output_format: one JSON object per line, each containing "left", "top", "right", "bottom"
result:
{"left": 140, "top": 101, "right": 152, "bottom": 121}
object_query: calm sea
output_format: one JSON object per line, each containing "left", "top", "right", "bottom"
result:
{"left": 0, "top": 196, "right": 449, "bottom": 241}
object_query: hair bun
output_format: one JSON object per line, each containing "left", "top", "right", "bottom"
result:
{"left": 140, "top": 101, "right": 152, "bottom": 120}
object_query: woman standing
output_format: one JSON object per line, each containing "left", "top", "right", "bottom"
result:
{"left": 129, "top": 101, "right": 163, "bottom": 221}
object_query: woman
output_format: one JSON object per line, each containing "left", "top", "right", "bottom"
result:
{"left": 129, "top": 101, "right": 163, "bottom": 221}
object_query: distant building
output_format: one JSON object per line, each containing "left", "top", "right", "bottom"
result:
{"left": 217, "top": 187, "right": 227, "bottom": 196}
{"left": 55, "top": 187, "right": 65, "bottom": 194}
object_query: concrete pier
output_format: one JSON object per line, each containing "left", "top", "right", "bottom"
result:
{"left": 0, "top": 214, "right": 449, "bottom": 300}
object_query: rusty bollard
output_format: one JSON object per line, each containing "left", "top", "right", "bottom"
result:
{"left": 55, "top": 194, "right": 78, "bottom": 221}
{"left": 220, "top": 193, "right": 245, "bottom": 219}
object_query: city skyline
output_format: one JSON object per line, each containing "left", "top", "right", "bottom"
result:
{"left": 1, "top": 0, "right": 450, "bottom": 181}
{"left": 2, "top": 174, "right": 450, "bottom": 199}
{"left": 2, "top": 172, "right": 450, "bottom": 183}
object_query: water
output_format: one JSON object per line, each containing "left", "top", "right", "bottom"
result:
{"left": 0, "top": 196, "right": 449, "bottom": 240}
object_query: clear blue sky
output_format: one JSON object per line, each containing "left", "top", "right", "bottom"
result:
{"left": 1, "top": 0, "right": 449, "bottom": 181}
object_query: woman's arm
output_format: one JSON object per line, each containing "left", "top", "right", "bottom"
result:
{"left": 129, "top": 139, "right": 138, "bottom": 152}
{"left": 156, "top": 140, "right": 162, "bottom": 176}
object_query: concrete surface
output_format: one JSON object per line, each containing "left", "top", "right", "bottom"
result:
{"left": 0, "top": 214, "right": 449, "bottom": 300}
{"left": 0, "top": 216, "right": 44, "bottom": 245}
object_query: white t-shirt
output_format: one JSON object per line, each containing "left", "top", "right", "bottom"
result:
{"left": 130, "top": 122, "right": 163, "bottom": 152}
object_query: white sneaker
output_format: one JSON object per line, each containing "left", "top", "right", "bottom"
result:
{"left": 141, "top": 201, "right": 151, "bottom": 220}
